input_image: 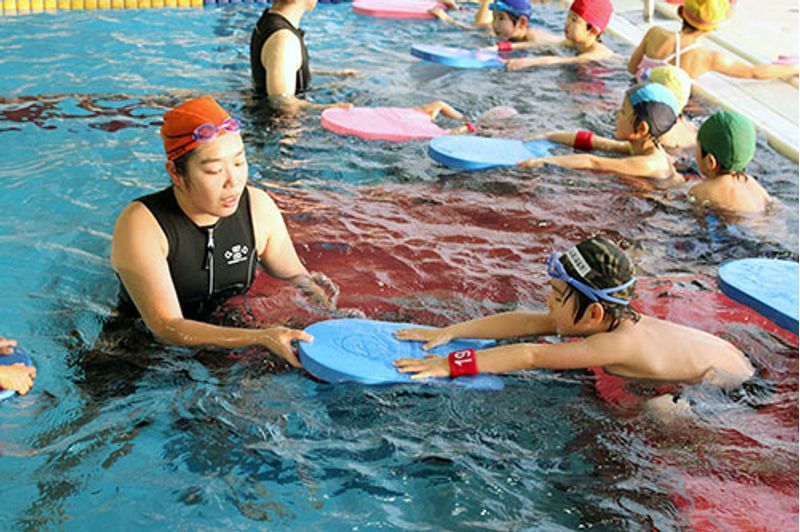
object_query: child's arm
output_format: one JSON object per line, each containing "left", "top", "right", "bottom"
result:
{"left": 709, "top": 51, "right": 799, "bottom": 81}
{"left": 394, "top": 333, "right": 626, "bottom": 379}
{"left": 473, "top": 0, "right": 492, "bottom": 28}
{"left": 541, "top": 132, "right": 632, "bottom": 154}
{"left": 519, "top": 153, "right": 670, "bottom": 179}
{"left": 504, "top": 45, "right": 612, "bottom": 70}
{"left": 627, "top": 28, "right": 653, "bottom": 75}
{"left": 486, "top": 38, "right": 569, "bottom": 51}
{"left": 394, "top": 311, "right": 556, "bottom": 350}
{"left": 429, "top": 7, "right": 475, "bottom": 29}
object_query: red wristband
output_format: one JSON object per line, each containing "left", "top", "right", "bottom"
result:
{"left": 464, "top": 122, "right": 477, "bottom": 133}
{"left": 574, "top": 130, "right": 594, "bottom": 151}
{"left": 497, "top": 41, "right": 513, "bottom": 52}
{"left": 448, "top": 348, "right": 479, "bottom": 377}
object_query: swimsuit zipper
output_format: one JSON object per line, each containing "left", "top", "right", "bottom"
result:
{"left": 205, "top": 227, "right": 215, "bottom": 297}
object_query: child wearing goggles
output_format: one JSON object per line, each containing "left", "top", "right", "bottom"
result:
{"left": 394, "top": 236, "right": 754, "bottom": 405}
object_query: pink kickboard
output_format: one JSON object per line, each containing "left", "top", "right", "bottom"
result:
{"left": 352, "top": 0, "right": 443, "bottom": 19}
{"left": 321, "top": 107, "right": 446, "bottom": 142}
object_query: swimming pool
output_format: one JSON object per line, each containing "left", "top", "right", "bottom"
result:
{"left": 0, "top": 4, "right": 797, "bottom": 529}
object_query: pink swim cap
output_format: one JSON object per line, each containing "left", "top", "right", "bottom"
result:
{"left": 569, "top": 0, "right": 613, "bottom": 33}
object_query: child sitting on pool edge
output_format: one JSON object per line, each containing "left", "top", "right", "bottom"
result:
{"left": 393, "top": 236, "right": 754, "bottom": 398}
{"left": 0, "top": 336, "right": 36, "bottom": 396}
{"left": 501, "top": 0, "right": 615, "bottom": 70}
{"left": 627, "top": 0, "right": 799, "bottom": 82}
{"left": 688, "top": 110, "right": 771, "bottom": 213}
{"left": 520, "top": 83, "right": 683, "bottom": 184}
{"left": 430, "top": 0, "right": 562, "bottom": 47}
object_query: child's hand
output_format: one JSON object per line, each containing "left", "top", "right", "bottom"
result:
{"left": 0, "top": 364, "right": 36, "bottom": 395}
{"left": 394, "top": 327, "right": 453, "bottom": 350}
{"left": 325, "top": 102, "right": 353, "bottom": 110}
{"left": 438, "top": 0, "right": 460, "bottom": 10}
{"left": 0, "top": 337, "right": 17, "bottom": 356}
{"left": 519, "top": 157, "right": 546, "bottom": 169}
{"left": 393, "top": 354, "right": 450, "bottom": 379}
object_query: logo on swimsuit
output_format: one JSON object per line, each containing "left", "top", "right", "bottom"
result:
{"left": 224, "top": 244, "right": 249, "bottom": 266}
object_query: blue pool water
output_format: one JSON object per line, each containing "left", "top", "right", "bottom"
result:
{"left": 0, "top": 4, "right": 798, "bottom": 529}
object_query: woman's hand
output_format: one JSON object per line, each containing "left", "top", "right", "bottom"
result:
{"left": 335, "top": 69, "right": 360, "bottom": 77}
{"left": 0, "top": 336, "right": 17, "bottom": 356}
{"left": 0, "top": 364, "right": 36, "bottom": 395}
{"left": 393, "top": 354, "right": 450, "bottom": 379}
{"left": 258, "top": 326, "right": 313, "bottom": 368}
{"left": 394, "top": 327, "right": 453, "bottom": 350}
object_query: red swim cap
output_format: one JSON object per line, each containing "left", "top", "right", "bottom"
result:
{"left": 569, "top": 0, "right": 613, "bottom": 33}
{"left": 161, "top": 96, "right": 232, "bottom": 161}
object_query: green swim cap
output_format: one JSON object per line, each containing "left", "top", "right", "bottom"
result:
{"left": 697, "top": 111, "right": 756, "bottom": 172}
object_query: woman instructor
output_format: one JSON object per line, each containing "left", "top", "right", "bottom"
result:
{"left": 111, "top": 96, "right": 333, "bottom": 366}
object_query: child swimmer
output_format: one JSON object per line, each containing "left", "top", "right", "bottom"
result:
{"left": 393, "top": 236, "right": 754, "bottom": 392}
{"left": 500, "top": 0, "right": 615, "bottom": 70}
{"left": 688, "top": 110, "right": 771, "bottom": 214}
{"left": 520, "top": 83, "right": 683, "bottom": 184}
{"left": 430, "top": 0, "right": 562, "bottom": 46}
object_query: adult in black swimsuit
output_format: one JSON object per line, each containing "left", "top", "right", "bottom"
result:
{"left": 111, "top": 97, "right": 336, "bottom": 366}
{"left": 249, "top": 0, "right": 357, "bottom": 114}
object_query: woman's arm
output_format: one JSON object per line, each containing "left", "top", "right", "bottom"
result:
{"left": 110, "top": 202, "right": 310, "bottom": 365}
{"left": 249, "top": 187, "right": 336, "bottom": 311}
{"left": 262, "top": 32, "right": 351, "bottom": 114}
{"left": 394, "top": 310, "right": 556, "bottom": 350}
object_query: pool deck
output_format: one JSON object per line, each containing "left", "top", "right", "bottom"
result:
{"left": 608, "top": 0, "right": 800, "bottom": 162}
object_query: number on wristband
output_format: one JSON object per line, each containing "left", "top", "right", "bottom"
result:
{"left": 448, "top": 348, "right": 479, "bottom": 377}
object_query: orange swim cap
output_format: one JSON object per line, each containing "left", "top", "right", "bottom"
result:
{"left": 161, "top": 96, "right": 233, "bottom": 161}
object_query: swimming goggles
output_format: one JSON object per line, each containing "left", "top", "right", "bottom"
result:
{"left": 546, "top": 251, "right": 636, "bottom": 306}
{"left": 165, "top": 116, "right": 241, "bottom": 159}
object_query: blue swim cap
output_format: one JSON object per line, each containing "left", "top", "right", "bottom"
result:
{"left": 627, "top": 83, "right": 680, "bottom": 117}
{"left": 625, "top": 83, "right": 679, "bottom": 138}
{"left": 490, "top": 0, "right": 532, "bottom": 19}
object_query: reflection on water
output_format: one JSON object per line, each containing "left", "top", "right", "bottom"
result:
{"left": 0, "top": 4, "right": 797, "bottom": 530}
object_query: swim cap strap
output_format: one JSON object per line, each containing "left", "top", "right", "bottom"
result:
{"left": 574, "top": 130, "right": 594, "bottom": 151}
{"left": 497, "top": 41, "right": 513, "bottom": 52}
{"left": 449, "top": 348, "right": 479, "bottom": 377}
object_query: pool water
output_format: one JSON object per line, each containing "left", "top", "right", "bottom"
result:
{"left": 0, "top": 4, "right": 797, "bottom": 529}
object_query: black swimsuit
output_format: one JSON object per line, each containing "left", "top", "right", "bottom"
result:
{"left": 250, "top": 10, "right": 312, "bottom": 96}
{"left": 117, "top": 187, "right": 258, "bottom": 320}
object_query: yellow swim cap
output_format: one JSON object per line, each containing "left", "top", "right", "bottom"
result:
{"left": 647, "top": 65, "right": 692, "bottom": 111}
{"left": 682, "top": 0, "right": 730, "bottom": 31}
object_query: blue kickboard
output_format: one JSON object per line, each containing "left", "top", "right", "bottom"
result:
{"left": 410, "top": 44, "right": 505, "bottom": 69}
{"left": 298, "top": 318, "right": 504, "bottom": 390}
{"left": 719, "top": 258, "right": 799, "bottom": 334}
{"left": 428, "top": 135, "right": 554, "bottom": 170}
{"left": 0, "top": 346, "right": 33, "bottom": 402}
